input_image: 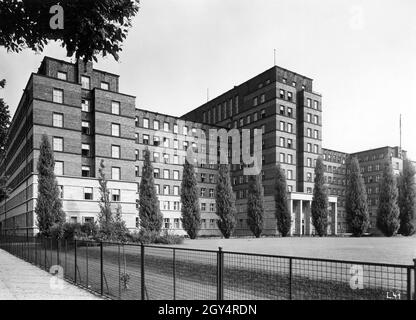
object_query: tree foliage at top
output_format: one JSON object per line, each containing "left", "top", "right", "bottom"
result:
{"left": 345, "top": 157, "right": 370, "bottom": 236}
{"left": 247, "top": 174, "right": 265, "bottom": 238}
{"left": 0, "top": 78, "right": 11, "bottom": 159}
{"left": 215, "top": 164, "right": 237, "bottom": 238}
{"left": 35, "top": 134, "right": 65, "bottom": 237}
{"left": 97, "top": 159, "right": 114, "bottom": 237}
{"left": 311, "top": 157, "right": 329, "bottom": 237}
{"left": 0, "top": 0, "right": 140, "bottom": 62}
{"left": 139, "top": 148, "right": 163, "bottom": 232}
{"left": 274, "top": 165, "right": 291, "bottom": 237}
{"left": 180, "top": 159, "right": 200, "bottom": 239}
{"left": 398, "top": 159, "right": 416, "bottom": 236}
{"left": 376, "top": 162, "right": 400, "bottom": 237}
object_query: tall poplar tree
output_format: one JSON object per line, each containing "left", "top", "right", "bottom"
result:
{"left": 138, "top": 149, "right": 163, "bottom": 232}
{"left": 97, "top": 159, "right": 114, "bottom": 238}
{"left": 398, "top": 159, "right": 416, "bottom": 236}
{"left": 345, "top": 157, "right": 369, "bottom": 236}
{"left": 274, "top": 165, "right": 291, "bottom": 237}
{"left": 376, "top": 162, "right": 400, "bottom": 237}
{"left": 35, "top": 134, "right": 65, "bottom": 237}
{"left": 247, "top": 174, "right": 265, "bottom": 238}
{"left": 311, "top": 157, "right": 328, "bottom": 237}
{"left": 180, "top": 159, "right": 201, "bottom": 239}
{"left": 215, "top": 164, "right": 237, "bottom": 238}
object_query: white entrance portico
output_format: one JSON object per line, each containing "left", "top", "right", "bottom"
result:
{"left": 288, "top": 192, "right": 337, "bottom": 236}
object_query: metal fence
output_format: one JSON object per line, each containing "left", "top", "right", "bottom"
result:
{"left": 0, "top": 235, "right": 415, "bottom": 300}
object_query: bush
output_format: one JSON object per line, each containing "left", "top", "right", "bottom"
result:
{"left": 155, "top": 230, "right": 184, "bottom": 245}
{"left": 49, "top": 223, "right": 64, "bottom": 240}
{"left": 81, "top": 221, "right": 98, "bottom": 238}
{"left": 127, "top": 229, "right": 184, "bottom": 245}
{"left": 62, "top": 222, "right": 82, "bottom": 240}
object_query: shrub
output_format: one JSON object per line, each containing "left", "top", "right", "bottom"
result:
{"left": 155, "top": 230, "right": 185, "bottom": 245}
{"left": 49, "top": 223, "right": 64, "bottom": 240}
{"left": 81, "top": 221, "right": 98, "bottom": 238}
{"left": 62, "top": 222, "right": 82, "bottom": 240}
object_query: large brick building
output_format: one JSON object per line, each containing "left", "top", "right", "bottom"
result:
{"left": 0, "top": 57, "right": 407, "bottom": 236}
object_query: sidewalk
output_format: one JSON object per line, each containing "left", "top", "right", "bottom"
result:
{"left": 0, "top": 249, "right": 102, "bottom": 300}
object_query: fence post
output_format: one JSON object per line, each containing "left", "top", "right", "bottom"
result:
{"left": 289, "top": 257, "right": 293, "bottom": 300}
{"left": 141, "top": 243, "right": 145, "bottom": 300}
{"left": 74, "top": 239, "right": 77, "bottom": 284}
{"left": 173, "top": 248, "right": 176, "bottom": 300}
{"left": 217, "top": 247, "right": 224, "bottom": 300}
{"left": 414, "top": 259, "right": 416, "bottom": 300}
{"left": 100, "top": 241, "right": 104, "bottom": 296}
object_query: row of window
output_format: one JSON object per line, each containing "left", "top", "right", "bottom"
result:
{"left": 324, "top": 165, "right": 346, "bottom": 174}
{"left": 162, "top": 218, "right": 218, "bottom": 230}
{"left": 305, "top": 98, "right": 319, "bottom": 110}
{"left": 306, "top": 128, "right": 320, "bottom": 139}
{"left": 203, "top": 96, "right": 239, "bottom": 124}
{"left": 57, "top": 186, "right": 121, "bottom": 201}
{"left": 306, "top": 113, "right": 320, "bottom": 125}
{"left": 136, "top": 117, "right": 196, "bottom": 135}
{"left": 278, "top": 89, "right": 293, "bottom": 102}
{"left": 323, "top": 153, "right": 346, "bottom": 164}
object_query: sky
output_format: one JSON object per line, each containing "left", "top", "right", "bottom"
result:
{"left": 1, "top": 0, "right": 415, "bottom": 159}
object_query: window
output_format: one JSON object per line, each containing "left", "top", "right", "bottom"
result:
{"left": 307, "top": 158, "right": 312, "bottom": 167}
{"left": 173, "top": 186, "right": 179, "bottom": 195}
{"left": 84, "top": 187, "right": 93, "bottom": 200}
{"left": 135, "top": 166, "right": 140, "bottom": 177}
{"left": 307, "top": 98, "right": 311, "bottom": 107}
{"left": 253, "top": 97, "right": 258, "bottom": 106}
{"left": 287, "top": 123, "right": 293, "bottom": 133}
{"left": 57, "top": 185, "right": 64, "bottom": 198}
{"left": 173, "top": 155, "right": 179, "bottom": 165}
{"left": 154, "top": 168, "right": 160, "bottom": 178}
{"left": 200, "top": 188, "right": 206, "bottom": 197}
{"left": 209, "top": 174, "right": 214, "bottom": 183}
{"left": 82, "top": 99, "right": 90, "bottom": 112}
{"left": 280, "top": 105, "right": 285, "bottom": 115}
{"left": 201, "top": 173, "right": 206, "bottom": 182}
{"left": 174, "top": 218, "right": 180, "bottom": 229}
{"left": 287, "top": 139, "right": 293, "bottom": 149}
{"left": 164, "top": 122, "right": 169, "bottom": 132}
{"left": 314, "top": 144, "right": 319, "bottom": 154}
{"left": 163, "top": 169, "right": 169, "bottom": 179}
{"left": 261, "top": 109, "right": 266, "bottom": 119}
{"left": 111, "top": 145, "right": 120, "bottom": 158}
{"left": 287, "top": 107, "right": 292, "bottom": 118}
{"left": 112, "top": 189, "right": 120, "bottom": 201}
{"left": 287, "top": 92, "right": 293, "bottom": 101}
{"left": 246, "top": 115, "right": 250, "bottom": 124}
{"left": 141, "top": 134, "right": 149, "bottom": 145}
{"left": 313, "top": 100, "right": 319, "bottom": 110}
{"left": 57, "top": 71, "right": 67, "bottom": 80}
{"left": 53, "top": 89, "right": 63, "bottom": 103}
{"left": 153, "top": 120, "right": 159, "bottom": 130}
{"left": 171, "top": 170, "right": 179, "bottom": 180}
{"left": 53, "top": 137, "right": 63, "bottom": 151}
{"left": 307, "top": 113, "right": 311, "bottom": 122}
{"left": 279, "top": 89, "right": 285, "bottom": 99}
{"left": 101, "top": 82, "right": 109, "bottom": 90}
{"left": 82, "top": 121, "right": 90, "bottom": 134}
{"left": 163, "top": 202, "right": 170, "bottom": 211}
{"left": 53, "top": 113, "right": 63, "bottom": 127}
{"left": 307, "top": 143, "right": 312, "bottom": 152}
{"left": 288, "top": 154, "right": 293, "bottom": 164}
{"left": 153, "top": 152, "right": 159, "bottom": 162}
{"left": 280, "top": 153, "right": 285, "bottom": 163}
{"left": 260, "top": 94, "right": 265, "bottom": 103}
{"left": 280, "top": 121, "right": 285, "bottom": 131}
{"left": 135, "top": 149, "right": 139, "bottom": 160}
{"left": 173, "top": 124, "right": 178, "bottom": 133}
{"left": 81, "top": 76, "right": 90, "bottom": 89}
{"left": 287, "top": 170, "right": 293, "bottom": 180}
{"left": 143, "top": 118, "right": 149, "bottom": 128}
{"left": 55, "top": 161, "right": 63, "bottom": 175}
{"left": 183, "top": 126, "right": 188, "bottom": 135}
{"left": 314, "top": 130, "right": 319, "bottom": 139}
{"left": 82, "top": 143, "right": 90, "bottom": 157}
{"left": 307, "top": 172, "right": 312, "bottom": 182}
{"left": 253, "top": 112, "right": 258, "bottom": 121}
{"left": 173, "top": 139, "right": 179, "bottom": 149}
{"left": 111, "top": 123, "right": 120, "bottom": 137}
{"left": 163, "top": 153, "right": 169, "bottom": 164}
{"left": 209, "top": 189, "right": 214, "bottom": 197}
{"left": 280, "top": 137, "right": 285, "bottom": 147}
{"left": 153, "top": 136, "right": 160, "bottom": 146}
{"left": 201, "top": 203, "right": 206, "bottom": 211}
{"left": 313, "top": 115, "right": 319, "bottom": 125}
{"left": 112, "top": 167, "right": 120, "bottom": 180}
{"left": 307, "top": 128, "right": 312, "bottom": 137}
{"left": 239, "top": 118, "right": 244, "bottom": 127}
{"left": 163, "top": 185, "right": 170, "bottom": 195}
{"left": 155, "top": 185, "right": 160, "bottom": 194}
{"left": 163, "top": 138, "right": 169, "bottom": 148}
{"left": 210, "top": 204, "right": 215, "bottom": 212}
{"left": 183, "top": 141, "right": 188, "bottom": 151}
{"left": 111, "top": 101, "right": 120, "bottom": 115}
{"left": 80, "top": 166, "right": 90, "bottom": 177}
{"left": 164, "top": 218, "right": 170, "bottom": 229}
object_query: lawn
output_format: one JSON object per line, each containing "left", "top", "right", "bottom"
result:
{"left": 168, "top": 236, "right": 416, "bottom": 265}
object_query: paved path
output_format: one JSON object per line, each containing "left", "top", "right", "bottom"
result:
{"left": 0, "top": 249, "right": 101, "bottom": 300}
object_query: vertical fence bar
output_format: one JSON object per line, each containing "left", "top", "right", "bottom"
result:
{"left": 289, "top": 257, "right": 293, "bottom": 300}
{"left": 407, "top": 267, "right": 412, "bottom": 300}
{"left": 118, "top": 244, "right": 121, "bottom": 299}
{"left": 141, "top": 244, "right": 145, "bottom": 300}
{"left": 217, "top": 247, "right": 224, "bottom": 300}
{"left": 44, "top": 237, "right": 47, "bottom": 270}
{"left": 86, "top": 242, "right": 89, "bottom": 288}
{"left": 173, "top": 248, "right": 176, "bottom": 300}
{"left": 74, "top": 239, "right": 77, "bottom": 284}
{"left": 65, "top": 240, "right": 67, "bottom": 279}
{"left": 100, "top": 241, "right": 104, "bottom": 295}
{"left": 57, "top": 238, "right": 60, "bottom": 266}
{"left": 414, "top": 259, "right": 416, "bottom": 300}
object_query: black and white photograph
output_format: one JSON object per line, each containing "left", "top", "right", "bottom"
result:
{"left": 0, "top": 0, "right": 415, "bottom": 313}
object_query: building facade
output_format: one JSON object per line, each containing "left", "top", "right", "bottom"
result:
{"left": 0, "top": 57, "right": 407, "bottom": 236}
